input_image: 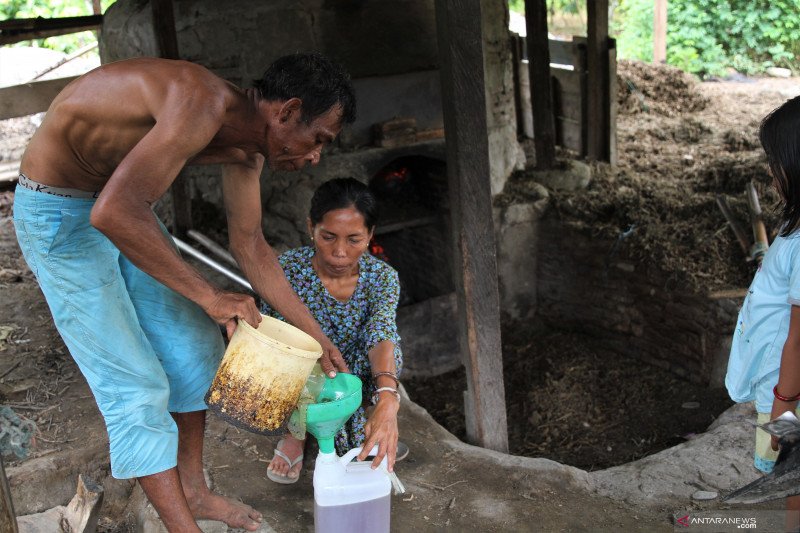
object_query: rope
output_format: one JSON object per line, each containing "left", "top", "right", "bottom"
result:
{"left": 0, "top": 406, "right": 37, "bottom": 459}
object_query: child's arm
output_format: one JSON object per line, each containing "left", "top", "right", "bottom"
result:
{"left": 770, "top": 305, "right": 800, "bottom": 450}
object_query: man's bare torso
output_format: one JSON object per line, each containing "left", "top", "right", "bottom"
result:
{"left": 20, "top": 58, "right": 252, "bottom": 192}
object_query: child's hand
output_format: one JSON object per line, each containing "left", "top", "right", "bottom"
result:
{"left": 770, "top": 398, "right": 799, "bottom": 450}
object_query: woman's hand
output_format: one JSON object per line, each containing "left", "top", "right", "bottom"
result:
{"left": 358, "top": 394, "right": 400, "bottom": 472}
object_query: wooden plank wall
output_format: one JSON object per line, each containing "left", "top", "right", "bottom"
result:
{"left": 550, "top": 38, "right": 588, "bottom": 156}
{"left": 515, "top": 35, "right": 616, "bottom": 161}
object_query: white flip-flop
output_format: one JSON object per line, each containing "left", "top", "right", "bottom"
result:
{"left": 267, "top": 444, "right": 304, "bottom": 484}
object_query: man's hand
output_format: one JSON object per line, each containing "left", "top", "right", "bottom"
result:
{"left": 318, "top": 339, "right": 349, "bottom": 377}
{"left": 203, "top": 290, "right": 262, "bottom": 339}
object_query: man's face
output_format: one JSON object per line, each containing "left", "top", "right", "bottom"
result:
{"left": 268, "top": 103, "right": 343, "bottom": 171}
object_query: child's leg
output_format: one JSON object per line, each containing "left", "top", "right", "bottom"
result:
{"left": 787, "top": 496, "right": 800, "bottom": 532}
{"left": 754, "top": 412, "right": 779, "bottom": 473}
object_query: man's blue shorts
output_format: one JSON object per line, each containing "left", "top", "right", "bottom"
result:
{"left": 13, "top": 182, "right": 225, "bottom": 479}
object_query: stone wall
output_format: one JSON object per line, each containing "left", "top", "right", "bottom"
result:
{"left": 481, "top": 0, "right": 526, "bottom": 196}
{"left": 535, "top": 216, "right": 741, "bottom": 385}
{"left": 100, "top": 0, "right": 522, "bottom": 203}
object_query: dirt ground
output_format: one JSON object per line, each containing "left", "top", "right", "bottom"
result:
{"left": 406, "top": 324, "right": 734, "bottom": 472}
{"left": 1, "top": 62, "right": 799, "bottom": 529}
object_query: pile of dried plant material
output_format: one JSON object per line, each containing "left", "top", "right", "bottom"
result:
{"left": 541, "top": 60, "right": 787, "bottom": 292}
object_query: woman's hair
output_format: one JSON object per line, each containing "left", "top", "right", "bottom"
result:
{"left": 309, "top": 178, "right": 378, "bottom": 230}
{"left": 254, "top": 52, "right": 356, "bottom": 125}
{"left": 760, "top": 95, "right": 800, "bottom": 236}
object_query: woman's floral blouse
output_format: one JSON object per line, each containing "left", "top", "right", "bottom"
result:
{"left": 260, "top": 246, "right": 402, "bottom": 454}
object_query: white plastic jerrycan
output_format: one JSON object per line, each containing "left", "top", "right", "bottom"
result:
{"left": 313, "top": 445, "right": 391, "bottom": 533}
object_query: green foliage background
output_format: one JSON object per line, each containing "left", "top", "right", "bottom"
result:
{"left": 1, "top": 0, "right": 116, "bottom": 54}
{"left": 512, "top": 0, "right": 799, "bottom": 77}
{"left": 614, "top": 0, "right": 800, "bottom": 77}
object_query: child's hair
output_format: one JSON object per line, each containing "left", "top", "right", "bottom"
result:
{"left": 309, "top": 178, "right": 378, "bottom": 230}
{"left": 760, "top": 95, "right": 800, "bottom": 236}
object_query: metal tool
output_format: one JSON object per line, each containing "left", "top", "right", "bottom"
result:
{"left": 724, "top": 411, "right": 800, "bottom": 504}
{"left": 745, "top": 180, "right": 769, "bottom": 263}
{"left": 716, "top": 181, "right": 770, "bottom": 264}
{"left": 172, "top": 236, "right": 252, "bottom": 291}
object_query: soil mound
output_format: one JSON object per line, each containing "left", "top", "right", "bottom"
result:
{"left": 617, "top": 60, "right": 710, "bottom": 117}
{"left": 549, "top": 66, "right": 793, "bottom": 292}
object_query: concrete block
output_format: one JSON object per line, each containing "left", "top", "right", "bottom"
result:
{"left": 16, "top": 506, "right": 65, "bottom": 533}
{"left": 533, "top": 160, "right": 593, "bottom": 192}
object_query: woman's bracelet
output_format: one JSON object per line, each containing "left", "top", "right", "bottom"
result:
{"left": 773, "top": 385, "right": 800, "bottom": 402}
{"left": 372, "top": 371, "right": 399, "bottom": 386}
{"left": 372, "top": 386, "right": 400, "bottom": 405}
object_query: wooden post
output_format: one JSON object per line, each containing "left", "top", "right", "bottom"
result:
{"left": 434, "top": 0, "right": 509, "bottom": 453}
{"left": 587, "top": 0, "right": 610, "bottom": 161}
{"left": 150, "top": 0, "right": 179, "bottom": 60}
{"left": 151, "top": 0, "right": 192, "bottom": 237}
{"left": 608, "top": 39, "right": 618, "bottom": 165}
{"left": 653, "top": 0, "right": 667, "bottom": 64}
{"left": 0, "top": 456, "right": 18, "bottom": 533}
{"left": 524, "top": 0, "right": 557, "bottom": 169}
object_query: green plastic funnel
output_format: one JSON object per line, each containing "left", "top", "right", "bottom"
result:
{"left": 305, "top": 373, "right": 362, "bottom": 454}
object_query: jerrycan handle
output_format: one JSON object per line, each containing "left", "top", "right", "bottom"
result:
{"left": 339, "top": 445, "right": 386, "bottom": 469}
{"left": 340, "top": 446, "right": 406, "bottom": 495}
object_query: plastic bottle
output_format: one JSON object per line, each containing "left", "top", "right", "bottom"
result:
{"left": 288, "top": 364, "right": 327, "bottom": 439}
{"left": 313, "top": 446, "right": 391, "bottom": 533}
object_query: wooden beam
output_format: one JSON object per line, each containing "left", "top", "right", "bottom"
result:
{"left": 587, "top": 0, "right": 610, "bottom": 161}
{"left": 62, "top": 475, "right": 103, "bottom": 533}
{"left": 0, "top": 15, "right": 102, "bottom": 45}
{"left": 150, "top": 0, "right": 192, "bottom": 236}
{"left": 0, "top": 456, "right": 18, "bottom": 533}
{"left": 434, "top": 0, "right": 509, "bottom": 453}
{"left": 608, "top": 40, "right": 618, "bottom": 165}
{"left": 525, "top": 0, "right": 557, "bottom": 169}
{"left": 653, "top": 0, "right": 668, "bottom": 64}
{"left": 151, "top": 0, "right": 180, "bottom": 60}
{"left": 0, "top": 76, "right": 79, "bottom": 120}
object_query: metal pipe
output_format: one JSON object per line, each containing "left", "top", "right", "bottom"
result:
{"left": 172, "top": 236, "right": 253, "bottom": 291}
{"left": 187, "top": 229, "right": 239, "bottom": 268}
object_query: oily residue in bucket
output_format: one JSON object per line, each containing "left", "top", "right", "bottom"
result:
{"left": 206, "top": 347, "right": 306, "bottom": 434}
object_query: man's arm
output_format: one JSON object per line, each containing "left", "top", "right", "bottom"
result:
{"left": 90, "top": 88, "right": 261, "bottom": 333}
{"left": 221, "top": 159, "right": 349, "bottom": 376}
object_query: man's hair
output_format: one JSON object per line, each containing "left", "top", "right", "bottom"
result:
{"left": 255, "top": 52, "right": 356, "bottom": 125}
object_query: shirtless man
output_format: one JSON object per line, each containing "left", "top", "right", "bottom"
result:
{"left": 13, "top": 53, "right": 354, "bottom": 531}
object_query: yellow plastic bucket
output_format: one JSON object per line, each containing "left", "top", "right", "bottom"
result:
{"left": 205, "top": 314, "right": 322, "bottom": 434}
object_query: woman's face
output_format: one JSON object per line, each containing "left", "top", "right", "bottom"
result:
{"left": 308, "top": 206, "right": 373, "bottom": 275}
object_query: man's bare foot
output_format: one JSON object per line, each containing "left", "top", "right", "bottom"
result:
{"left": 186, "top": 489, "right": 262, "bottom": 531}
{"left": 267, "top": 435, "right": 305, "bottom": 481}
